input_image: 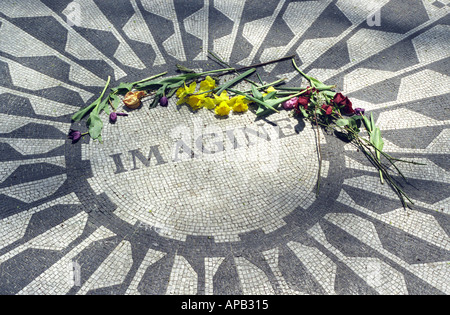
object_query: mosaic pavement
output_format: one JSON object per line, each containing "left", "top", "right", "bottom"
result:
{"left": 0, "top": 0, "right": 449, "bottom": 295}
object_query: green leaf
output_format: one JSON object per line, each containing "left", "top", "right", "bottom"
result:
{"left": 251, "top": 83, "right": 263, "bottom": 101}
{"left": 362, "top": 115, "right": 372, "bottom": 133}
{"left": 176, "top": 64, "right": 196, "bottom": 73}
{"left": 336, "top": 118, "right": 350, "bottom": 127}
{"left": 370, "top": 113, "right": 376, "bottom": 132}
{"left": 111, "top": 82, "right": 134, "bottom": 95}
{"left": 110, "top": 94, "right": 120, "bottom": 110}
{"left": 72, "top": 76, "right": 111, "bottom": 121}
{"left": 71, "top": 100, "right": 99, "bottom": 122}
{"left": 216, "top": 68, "right": 256, "bottom": 95}
{"left": 298, "top": 106, "right": 309, "bottom": 118}
{"left": 371, "top": 127, "right": 384, "bottom": 152}
{"left": 87, "top": 111, "right": 103, "bottom": 141}
{"left": 292, "top": 58, "right": 335, "bottom": 91}
{"left": 98, "top": 97, "right": 110, "bottom": 115}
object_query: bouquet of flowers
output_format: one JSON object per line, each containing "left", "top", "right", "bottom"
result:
{"left": 70, "top": 54, "right": 423, "bottom": 208}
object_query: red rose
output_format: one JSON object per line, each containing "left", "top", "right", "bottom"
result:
{"left": 302, "top": 86, "right": 317, "bottom": 97}
{"left": 332, "top": 93, "right": 354, "bottom": 115}
{"left": 321, "top": 104, "right": 333, "bottom": 115}
{"left": 297, "top": 96, "right": 309, "bottom": 109}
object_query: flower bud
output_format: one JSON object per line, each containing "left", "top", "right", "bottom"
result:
{"left": 159, "top": 96, "right": 168, "bottom": 107}
{"left": 68, "top": 129, "right": 82, "bottom": 143}
{"left": 109, "top": 112, "right": 117, "bottom": 123}
{"left": 355, "top": 108, "right": 365, "bottom": 116}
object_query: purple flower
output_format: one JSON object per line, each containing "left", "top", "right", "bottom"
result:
{"left": 109, "top": 112, "right": 117, "bottom": 123}
{"left": 68, "top": 129, "right": 82, "bottom": 143}
{"left": 160, "top": 96, "right": 168, "bottom": 107}
{"left": 355, "top": 108, "right": 365, "bottom": 116}
{"left": 110, "top": 112, "right": 128, "bottom": 123}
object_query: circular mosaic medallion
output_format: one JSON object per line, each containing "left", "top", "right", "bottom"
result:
{"left": 83, "top": 93, "right": 327, "bottom": 242}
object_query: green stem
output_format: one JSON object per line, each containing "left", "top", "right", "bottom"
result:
{"left": 312, "top": 102, "right": 323, "bottom": 197}
{"left": 208, "top": 50, "right": 260, "bottom": 87}
{"left": 292, "top": 58, "right": 310, "bottom": 82}
{"left": 197, "top": 68, "right": 236, "bottom": 76}
{"left": 99, "top": 76, "right": 111, "bottom": 100}
{"left": 133, "top": 72, "right": 168, "bottom": 85}
{"left": 240, "top": 79, "right": 286, "bottom": 94}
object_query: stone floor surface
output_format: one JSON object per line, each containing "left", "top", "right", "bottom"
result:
{"left": 0, "top": 0, "right": 449, "bottom": 295}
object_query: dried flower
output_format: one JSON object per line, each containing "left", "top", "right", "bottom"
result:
{"left": 124, "top": 91, "right": 146, "bottom": 109}
{"left": 321, "top": 104, "right": 333, "bottom": 115}
{"left": 297, "top": 96, "right": 310, "bottom": 109}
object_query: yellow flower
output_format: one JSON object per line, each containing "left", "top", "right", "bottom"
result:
{"left": 229, "top": 95, "right": 249, "bottom": 113}
{"left": 187, "top": 95, "right": 205, "bottom": 111}
{"left": 215, "top": 101, "right": 231, "bottom": 116}
{"left": 199, "top": 76, "right": 216, "bottom": 93}
{"left": 176, "top": 82, "right": 197, "bottom": 105}
{"left": 263, "top": 86, "right": 277, "bottom": 97}
{"left": 213, "top": 90, "right": 229, "bottom": 105}
{"left": 203, "top": 97, "right": 216, "bottom": 110}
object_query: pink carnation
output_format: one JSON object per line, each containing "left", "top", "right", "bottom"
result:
{"left": 283, "top": 97, "right": 298, "bottom": 110}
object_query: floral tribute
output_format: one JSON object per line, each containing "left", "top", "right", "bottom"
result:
{"left": 69, "top": 54, "right": 423, "bottom": 208}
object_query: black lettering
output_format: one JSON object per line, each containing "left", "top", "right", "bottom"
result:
{"left": 148, "top": 145, "right": 167, "bottom": 166}
{"left": 241, "top": 125, "right": 271, "bottom": 146}
{"left": 272, "top": 117, "right": 297, "bottom": 139}
{"left": 129, "top": 149, "right": 149, "bottom": 170}
{"left": 110, "top": 153, "right": 127, "bottom": 174}
{"left": 173, "top": 139, "right": 196, "bottom": 162}
{"left": 196, "top": 133, "right": 224, "bottom": 154}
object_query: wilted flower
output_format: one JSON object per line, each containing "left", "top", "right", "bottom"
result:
{"left": 321, "top": 104, "right": 333, "bottom": 115}
{"left": 283, "top": 96, "right": 298, "bottom": 110}
{"left": 159, "top": 96, "right": 168, "bottom": 107}
{"left": 355, "top": 108, "right": 365, "bottom": 116}
{"left": 297, "top": 96, "right": 310, "bottom": 109}
{"left": 68, "top": 129, "right": 82, "bottom": 143}
{"left": 302, "top": 86, "right": 316, "bottom": 97}
{"left": 124, "top": 91, "right": 146, "bottom": 109}
{"left": 332, "top": 92, "right": 354, "bottom": 115}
